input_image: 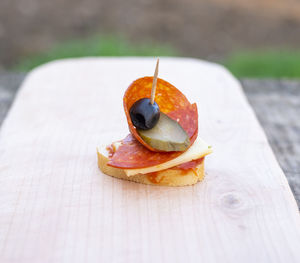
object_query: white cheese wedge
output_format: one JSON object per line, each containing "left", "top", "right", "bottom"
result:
{"left": 124, "top": 136, "right": 212, "bottom": 176}
{"left": 99, "top": 136, "right": 212, "bottom": 177}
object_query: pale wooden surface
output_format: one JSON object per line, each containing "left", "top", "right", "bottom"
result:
{"left": 0, "top": 58, "right": 299, "bottom": 263}
{"left": 2, "top": 74, "right": 300, "bottom": 207}
{"left": 241, "top": 79, "right": 300, "bottom": 205}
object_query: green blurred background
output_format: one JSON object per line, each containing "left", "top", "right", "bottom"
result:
{"left": 1, "top": 0, "right": 300, "bottom": 78}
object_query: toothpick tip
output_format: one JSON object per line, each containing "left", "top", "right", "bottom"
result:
{"left": 150, "top": 58, "right": 159, "bottom": 104}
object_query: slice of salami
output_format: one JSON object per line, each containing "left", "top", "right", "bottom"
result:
{"left": 123, "top": 77, "right": 194, "bottom": 152}
{"left": 174, "top": 157, "right": 204, "bottom": 170}
{"left": 108, "top": 103, "right": 198, "bottom": 169}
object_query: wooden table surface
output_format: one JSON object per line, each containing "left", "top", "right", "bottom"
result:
{"left": 1, "top": 71, "right": 299, "bottom": 208}
{"left": 0, "top": 58, "right": 299, "bottom": 263}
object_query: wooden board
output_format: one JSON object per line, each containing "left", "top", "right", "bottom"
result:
{"left": 0, "top": 58, "right": 299, "bottom": 263}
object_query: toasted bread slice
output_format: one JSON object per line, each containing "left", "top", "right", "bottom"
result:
{"left": 97, "top": 147, "right": 205, "bottom": 186}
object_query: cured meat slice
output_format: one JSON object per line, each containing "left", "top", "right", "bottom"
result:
{"left": 107, "top": 77, "right": 199, "bottom": 169}
{"left": 174, "top": 157, "right": 204, "bottom": 170}
{"left": 108, "top": 104, "right": 198, "bottom": 169}
{"left": 124, "top": 77, "right": 196, "bottom": 152}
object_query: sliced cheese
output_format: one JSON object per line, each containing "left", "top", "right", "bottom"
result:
{"left": 124, "top": 137, "right": 212, "bottom": 176}
{"left": 99, "top": 137, "right": 212, "bottom": 177}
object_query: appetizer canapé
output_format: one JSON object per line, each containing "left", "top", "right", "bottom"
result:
{"left": 97, "top": 59, "right": 212, "bottom": 186}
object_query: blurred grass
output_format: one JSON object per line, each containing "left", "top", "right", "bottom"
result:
{"left": 225, "top": 50, "right": 300, "bottom": 78}
{"left": 14, "top": 35, "right": 178, "bottom": 71}
{"left": 14, "top": 37, "right": 300, "bottom": 78}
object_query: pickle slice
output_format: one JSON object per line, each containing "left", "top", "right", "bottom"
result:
{"left": 137, "top": 113, "right": 190, "bottom": 152}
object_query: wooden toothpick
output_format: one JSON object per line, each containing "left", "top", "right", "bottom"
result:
{"left": 150, "top": 58, "right": 159, "bottom": 105}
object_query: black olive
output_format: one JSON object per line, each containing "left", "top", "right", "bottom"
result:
{"left": 129, "top": 98, "right": 160, "bottom": 130}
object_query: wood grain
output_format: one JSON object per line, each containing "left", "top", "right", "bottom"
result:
{"left": 241, "top": 79, "right": 300, "bottom": 206}
{"left": 0, "top": 58, "right": 299, "bottom": 263}
{"left": 0, "top": 72, "right": 25, "bottom": 126}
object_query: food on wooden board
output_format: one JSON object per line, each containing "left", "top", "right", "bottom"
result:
{"left": 97, "top": 58, "right": 212, "bottom": 186}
